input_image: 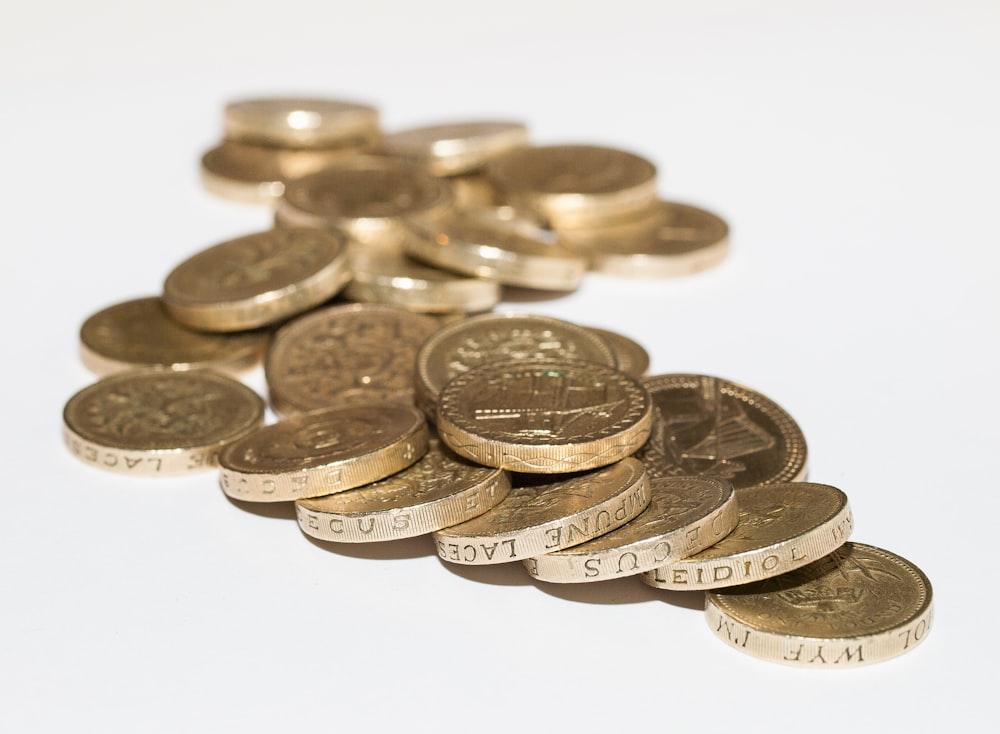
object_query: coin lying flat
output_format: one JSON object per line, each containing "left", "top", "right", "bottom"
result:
{"left": 433, "top": 457, "right": 649, "bottom": 565}
{"left": 265, "top": 303, "right": 441, "bottom": 416}
{"left": 79, "top": 296, "right": 268, "bottom": 376}
{"left": 295, "top": 439, "right": 511, "bottom": 542}
{"left": 381, "top": 121, "right": 529, "bottom": 176}
{"left": 706, "top": 542, "right": 933, "bottom": 667}
{"left": 219, "top": 403, "right": 428, "bottom": 502}
{"left": 63, "top": 370, "right": 265, "bottom": 477}
{"left": 585, "top": 326, "right": 650, "bottom": 379}
{"left": 525, "top": 475, "right": 738, "bottom": 583}
{"left": 223, "top": 97, "right": 380, "bottom": 149}
{"left": 641, "top": 482, "right": 853, "bottom": 591}
{"left": 636, "top": 374, "right": 808, "bottom": 489}
{"left": 437, "top": 358, "right": 653, "bottom": 474}
{"left": 163, "top": 229, "right": 351, "bottom": 332}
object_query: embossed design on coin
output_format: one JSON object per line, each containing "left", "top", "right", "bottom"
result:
{"left": 584, "top": 326, "right": 650, "bottom": 378}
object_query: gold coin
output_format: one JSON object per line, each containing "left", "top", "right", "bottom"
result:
{"left": 405, "top": 209, "right": 587, "bottom": 291}
{"left": 79, "top": 296, "right": 267, "bottom": 376}
{"left": 380, "top": 121, "right": 529, "bottom": 176}
{"left": 274, "top": 157, "right": 452, "bottom": 249}
{"left": 637, "top": 373, "right": 808, "bottom": 489}
{"left": 343, "top": 246, "right": 500, "bottom": 314}
{"left": 641, "top": 482, "right": 853, "bottom": 591}
{"left": 63, "top": 370, "right": 265, "bottom": 477}
{"left": 163, "top": 229, "right": 351, "bottom": 332}
{"left": 706, "top": 542, "right": 933, "bottom": 667}
{"left": 584, "top": 326, "right": 650, "bottom": 379}
{"left": 223, "top": 97, "right": 380, "bottom": 149}
{"left": 265, "top": 303, "right": 441, "bottom": 416}
{"left": 433, "top": 457, "right": 649, "bottom": 565}
{"left": 414, "top": 312, "right": 618, "bottom": 419}
{"left": 563, "top": 201, "right": 730, "bottom": 277}
{"left": 296, "top": 439, "right": 511, "bottom": 542}
{"left": 446, "top": 173, "right": 500, "bottom": 208}
{"left": 437, "top": 358, "right": 653, "bottom": 473}
{"left": 486, "top": 144, "right": 657, "bottom": 229}
{"left": 219, "top": 403, "right": 428, "bottom": 503}
{"left": 525, "top": 475, "right": 738, "bottom": 583}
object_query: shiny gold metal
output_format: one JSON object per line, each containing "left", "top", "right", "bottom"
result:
{"left": 295, "top": 439, "right": 511, "bottom": 542}
{"left": 437, "top": 358, "right": 653, "bottom": 473}
{"left": 414, "top": 312, "right": 618, "bottom": 420}
{"left": 706, "top": 542, "right": 933, "bottom": 667}
{"left": 381, "top": 121, "right": 529, "bottom": 176}
{"left": 79, "top": 297, "right": 267, "bottom": 376}
{"left": 219, "top": 403, "right": 428, "bottom": 502}
{"left": 486, "top": 144, "right": 657, "bottom": 229}
{"left": 223, "top": 97, "right": 380, "bottom": 149}
{"left": 433, "top": 458, "right": 649, "bottom": 565}
{"left": 641, "top": 482, "right": 853, "bottom": 591}
{"left": 637, "top": 374, "right": 808, "bottom": 489}
{"left": 585, "top": 326, "right": 650, "bottom": 379}
{"left": 446, "top": 173, "right": 499, "bottom": 209}
{"left": 63, "top": 370, "right": 265, "bottom": 477}
{"left": 265, "top": 303, "right": 441, "bottom": 416}
{"left": 162, "top": 229, "right": 351, "bottom": 332}
{"left": 526, "top": 476, "right": 738, "bottom": 583}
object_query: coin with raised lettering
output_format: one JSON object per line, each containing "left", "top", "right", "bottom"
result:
{"left": 433, "top": 457, "right": 649, "bottom": 565}
{"left": 163, "top": 229, "right": 351, "bottom": 332}
{"left": 63, "top": 370, "right": 265, "bottom": 477}
{"left": 79, "top": 297, "right": 268, "bottom": 376}
{"left": 525, "top": 475, "right": 738, "bottom": 583}
{"left": 641, "top": 482, "right": 853, "bottom": 591}
{"left": 636, "top": 374, "right": 808, "bottom": 489}
{"left": 219, "top": 403, "right": 428, "bottom": 502}
{"left": 223, "top": 97, "right": 380, "bottom": 149}
{"left": 265, "top": 303, "right": 441, "bottom": 416}
{"left": 706, "top": 542, "right": 933, "bottom": 667}
{"left": 584, "top": 326, "right": 650, "bottom": 379}
{"left": 381, "top": 121, "right": 529, "bottom": 176}
{"left": 437, "top": 358, "right": 653, "bottom": 473}
{"left": 295, "top": 439, "right": 511, "bottom": 542}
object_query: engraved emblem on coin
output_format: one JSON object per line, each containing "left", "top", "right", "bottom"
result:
{"left": 451, "top": 329, "right": 580, "bottom": 377}
{"left": 494, "top": 473, "right": 606, "bottom": 526}
{"left": 287, "top": 168, "right": 440, "bottom": 218}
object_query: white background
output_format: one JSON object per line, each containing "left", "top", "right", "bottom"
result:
{"left": 2, "top": 1, "right": 997, "bottom": 731}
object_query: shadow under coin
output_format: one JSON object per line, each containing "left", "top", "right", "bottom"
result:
{"left": 531, "top": 575, "right": 673, "bottom": 606}
{"left": 500, "top": 285, "right": 574, "bottom": 304}
{"left": 225, "top": 496, "right": 298, "bottom": 520}
{"left": 436, "top": 558, "right": 534, "bottom": 587}
{"left": 654, "top": 588, "right": 706, "bottom": 611}
{"left": 303, "top": 532, "right": 436, "bottom": 561}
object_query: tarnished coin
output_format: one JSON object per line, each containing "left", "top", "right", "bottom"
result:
{"left": 63, "top": 370, "right": 265, "bottom": 477}
{"left": 585, "top": 326, "right": 650, "bottom": 379}
{"left": 274, "top": 158, "right": 453, "bottom": 249}
{"left": 219, "top": 403, "right": 428, "bottom": 503}
{"left": 637, "top": 374, "right": 808, "bottom": 489}
{"left": 381, "top": 121, "right": 529, "bottom": 176}
{"left": 706, "top": 542, "right": 933, "bottom": 667}
{"left": 525, "top": 475, "right": 738, "bottom": 583}
{"left": 163, "top": 229, "right": 351, "bottom": 332}
{"left": 223, "top": 97, "right": 380, "bottom": 149}
{"left": 437, "top": 358, "right": 653, "bottom": 474}
{"left": 295, "top": 439, "right": 511, "bottom": 542}
{"left": 265, "top": 303, "right": 441, "bottom": 416}
{"left": 486, "top": 144, "right": 657, "bottom": 229}
{"left": 433, "top": 457, "right": 649, "bottom": 565}
{"left": 641, "top": 482, "right": 853, "bottom": 591}
{"left": 79, "top": 297, "right": 267, "bottom": 376}
{"left": 414, "top": 312, "right": 618, "bottom": 420}
{"left": 343, "top": 246, "right": 500, "bottom": 314}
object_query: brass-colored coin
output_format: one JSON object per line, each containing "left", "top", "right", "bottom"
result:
{"left": 433, "top": 457, "right": 649, "bottom": 565}
{"left": 200, "top": 140, "right": 369, "bottom": 206}
{"left": 405, "top": 209, "right": 587, "bottom": 291}
{"left": 446, "top": 173, "right": 499, "bottom": 208}
{"left": 343, "top": 246, "right": 500, "bottom": 314}
{"left": 437, "top": 358, "right": 653, "bottom": 474}
{"left": 219, "top": 403, "right": 428, "bottom": 503}
{"left": 563, "top": 201, "right": 730, "bottom": 277}
{"left": 414, "top": 312, "right": 618, "bottom": 419}
{"left": 265, "top": 303, "right": 441, "bottom": 416}
{"left": 296, "top": 439, "right": 511, "bottom": 542}
{"left": 636, "top": 374, "right": 808, "bottom": 489}
{"left": 706, "top": 542, "right": 933, "bottom": 667}
{"left": 79, "top": 297, "right": 267, "bottom": 376}
{"left": 223, "top": 97, "right": 380, "bottom": 149}
{"left": 486, "top": 144, "right": 657, "bottom": 229}
{"left": 641, "top": 482, "right": 853, "bottom": 591}
{"left": 163, "top": 229, "right": 351, "bottom": 332}
{"left": 381, "top": 121, "right": 529, "bottom": 176}
{"left": 526, "top": 475, "right": 738, "bottom": 583}
{"left": 274, "top": 158, "right": 453, "bottom": 249}
{"left": 63, "top": 370, "right": 265, "bottom": 477}
{"left": 585, "top": 326, "right": 650, "bottom": 379}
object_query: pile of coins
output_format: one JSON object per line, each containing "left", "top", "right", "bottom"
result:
{"left": 63, "top": 97, "right": 933, "bottom": 668}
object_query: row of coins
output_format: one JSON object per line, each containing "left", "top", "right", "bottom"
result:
{"left": 64, "top": 96, "right": 932, "bottom": 668}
